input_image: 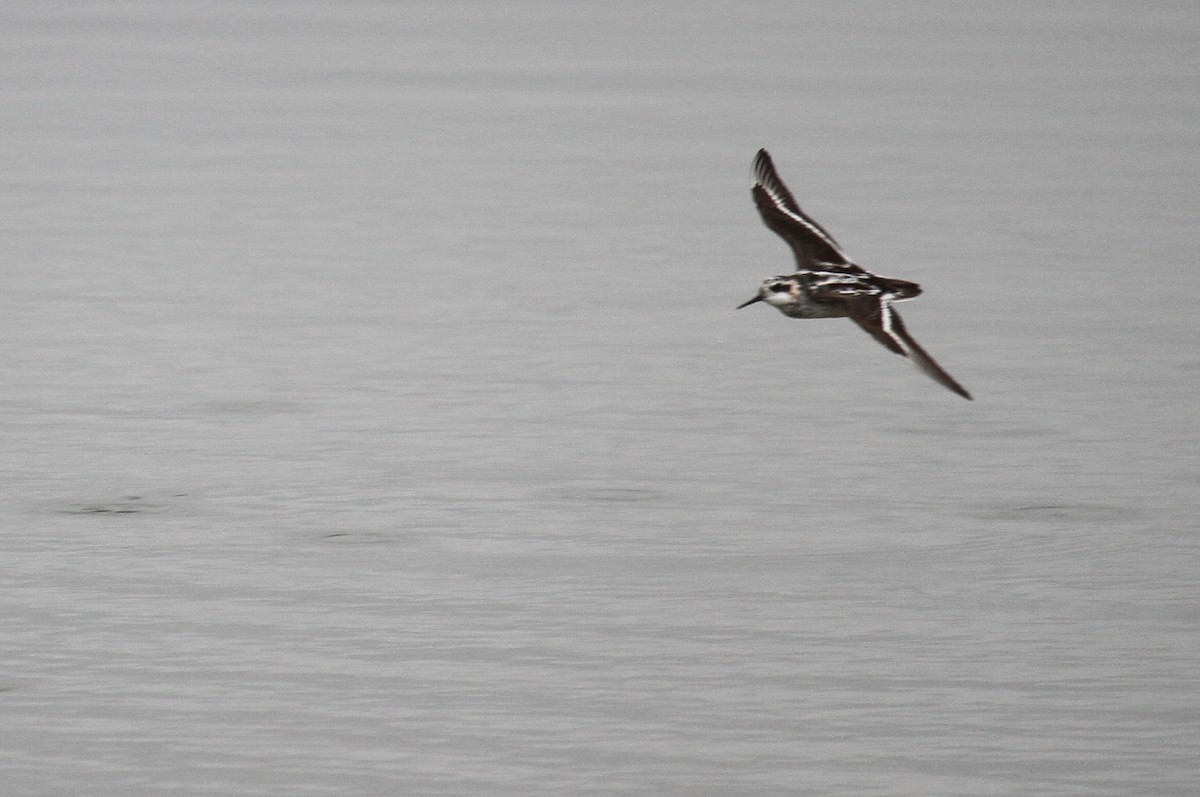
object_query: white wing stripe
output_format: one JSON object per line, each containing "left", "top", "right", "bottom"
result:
{"left": 754, "top": 170, "right": 846, "bottom": 256}
{"left": 878, "top": 302, "right": 909, "bottom": 356}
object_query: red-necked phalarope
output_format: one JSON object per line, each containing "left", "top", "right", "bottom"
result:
{"left": 738, "top": 149, "right": 972, "bottom": 400}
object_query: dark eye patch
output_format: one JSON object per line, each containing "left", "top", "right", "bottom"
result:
{"left": 769, "top": 282, "right": 790, "bottom": 293}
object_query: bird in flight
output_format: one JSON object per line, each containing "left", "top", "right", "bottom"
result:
{"left": 738, "top": 149, "right": 972, "bottom": 400}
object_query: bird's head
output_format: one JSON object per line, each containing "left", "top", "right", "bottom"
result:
{"left": 737, "top": 277, "right": 798, "bottom": 309}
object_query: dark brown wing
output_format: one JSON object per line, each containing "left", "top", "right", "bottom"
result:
{"left": 751, "top": 149, "right": 857, "bottom": 269}
{"left": 844, "top": 296, "right": 973, "bottom": 400}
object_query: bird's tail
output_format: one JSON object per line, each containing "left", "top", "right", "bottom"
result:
{"left": 882, "top": 278, "right": 922, "bottom": 301}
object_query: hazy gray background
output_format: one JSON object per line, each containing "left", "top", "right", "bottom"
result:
{"left": 2, "top": 1, "right": 1198, "bottom": 794}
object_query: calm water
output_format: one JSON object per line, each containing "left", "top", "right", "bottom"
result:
{"left": 2, "top": 1, "right": 1198, "bottom": 794}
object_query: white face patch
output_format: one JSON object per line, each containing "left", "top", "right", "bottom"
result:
{"left": 763, "top": 290, "right": 795, "bottom": 308}
{"left": 760, "top": 278, "right": 798, "bottom": 307}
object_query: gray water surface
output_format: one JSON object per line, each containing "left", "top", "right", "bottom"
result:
{"left": 2, "top": 2, "right": 1198, "bottom": 795}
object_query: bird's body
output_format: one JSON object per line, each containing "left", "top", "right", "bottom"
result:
{"left": 755, "top": 270, "right": 921, "bottom": 320}
{"left": 739, "top": 149, "right": 972, "bottom": 400}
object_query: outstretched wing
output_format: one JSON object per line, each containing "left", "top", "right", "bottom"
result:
{"left": 844, "top": 296, "right": 973, "bottom": 400}
{"left": 751, "top": 149, "right": 856, "bottom": 269}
